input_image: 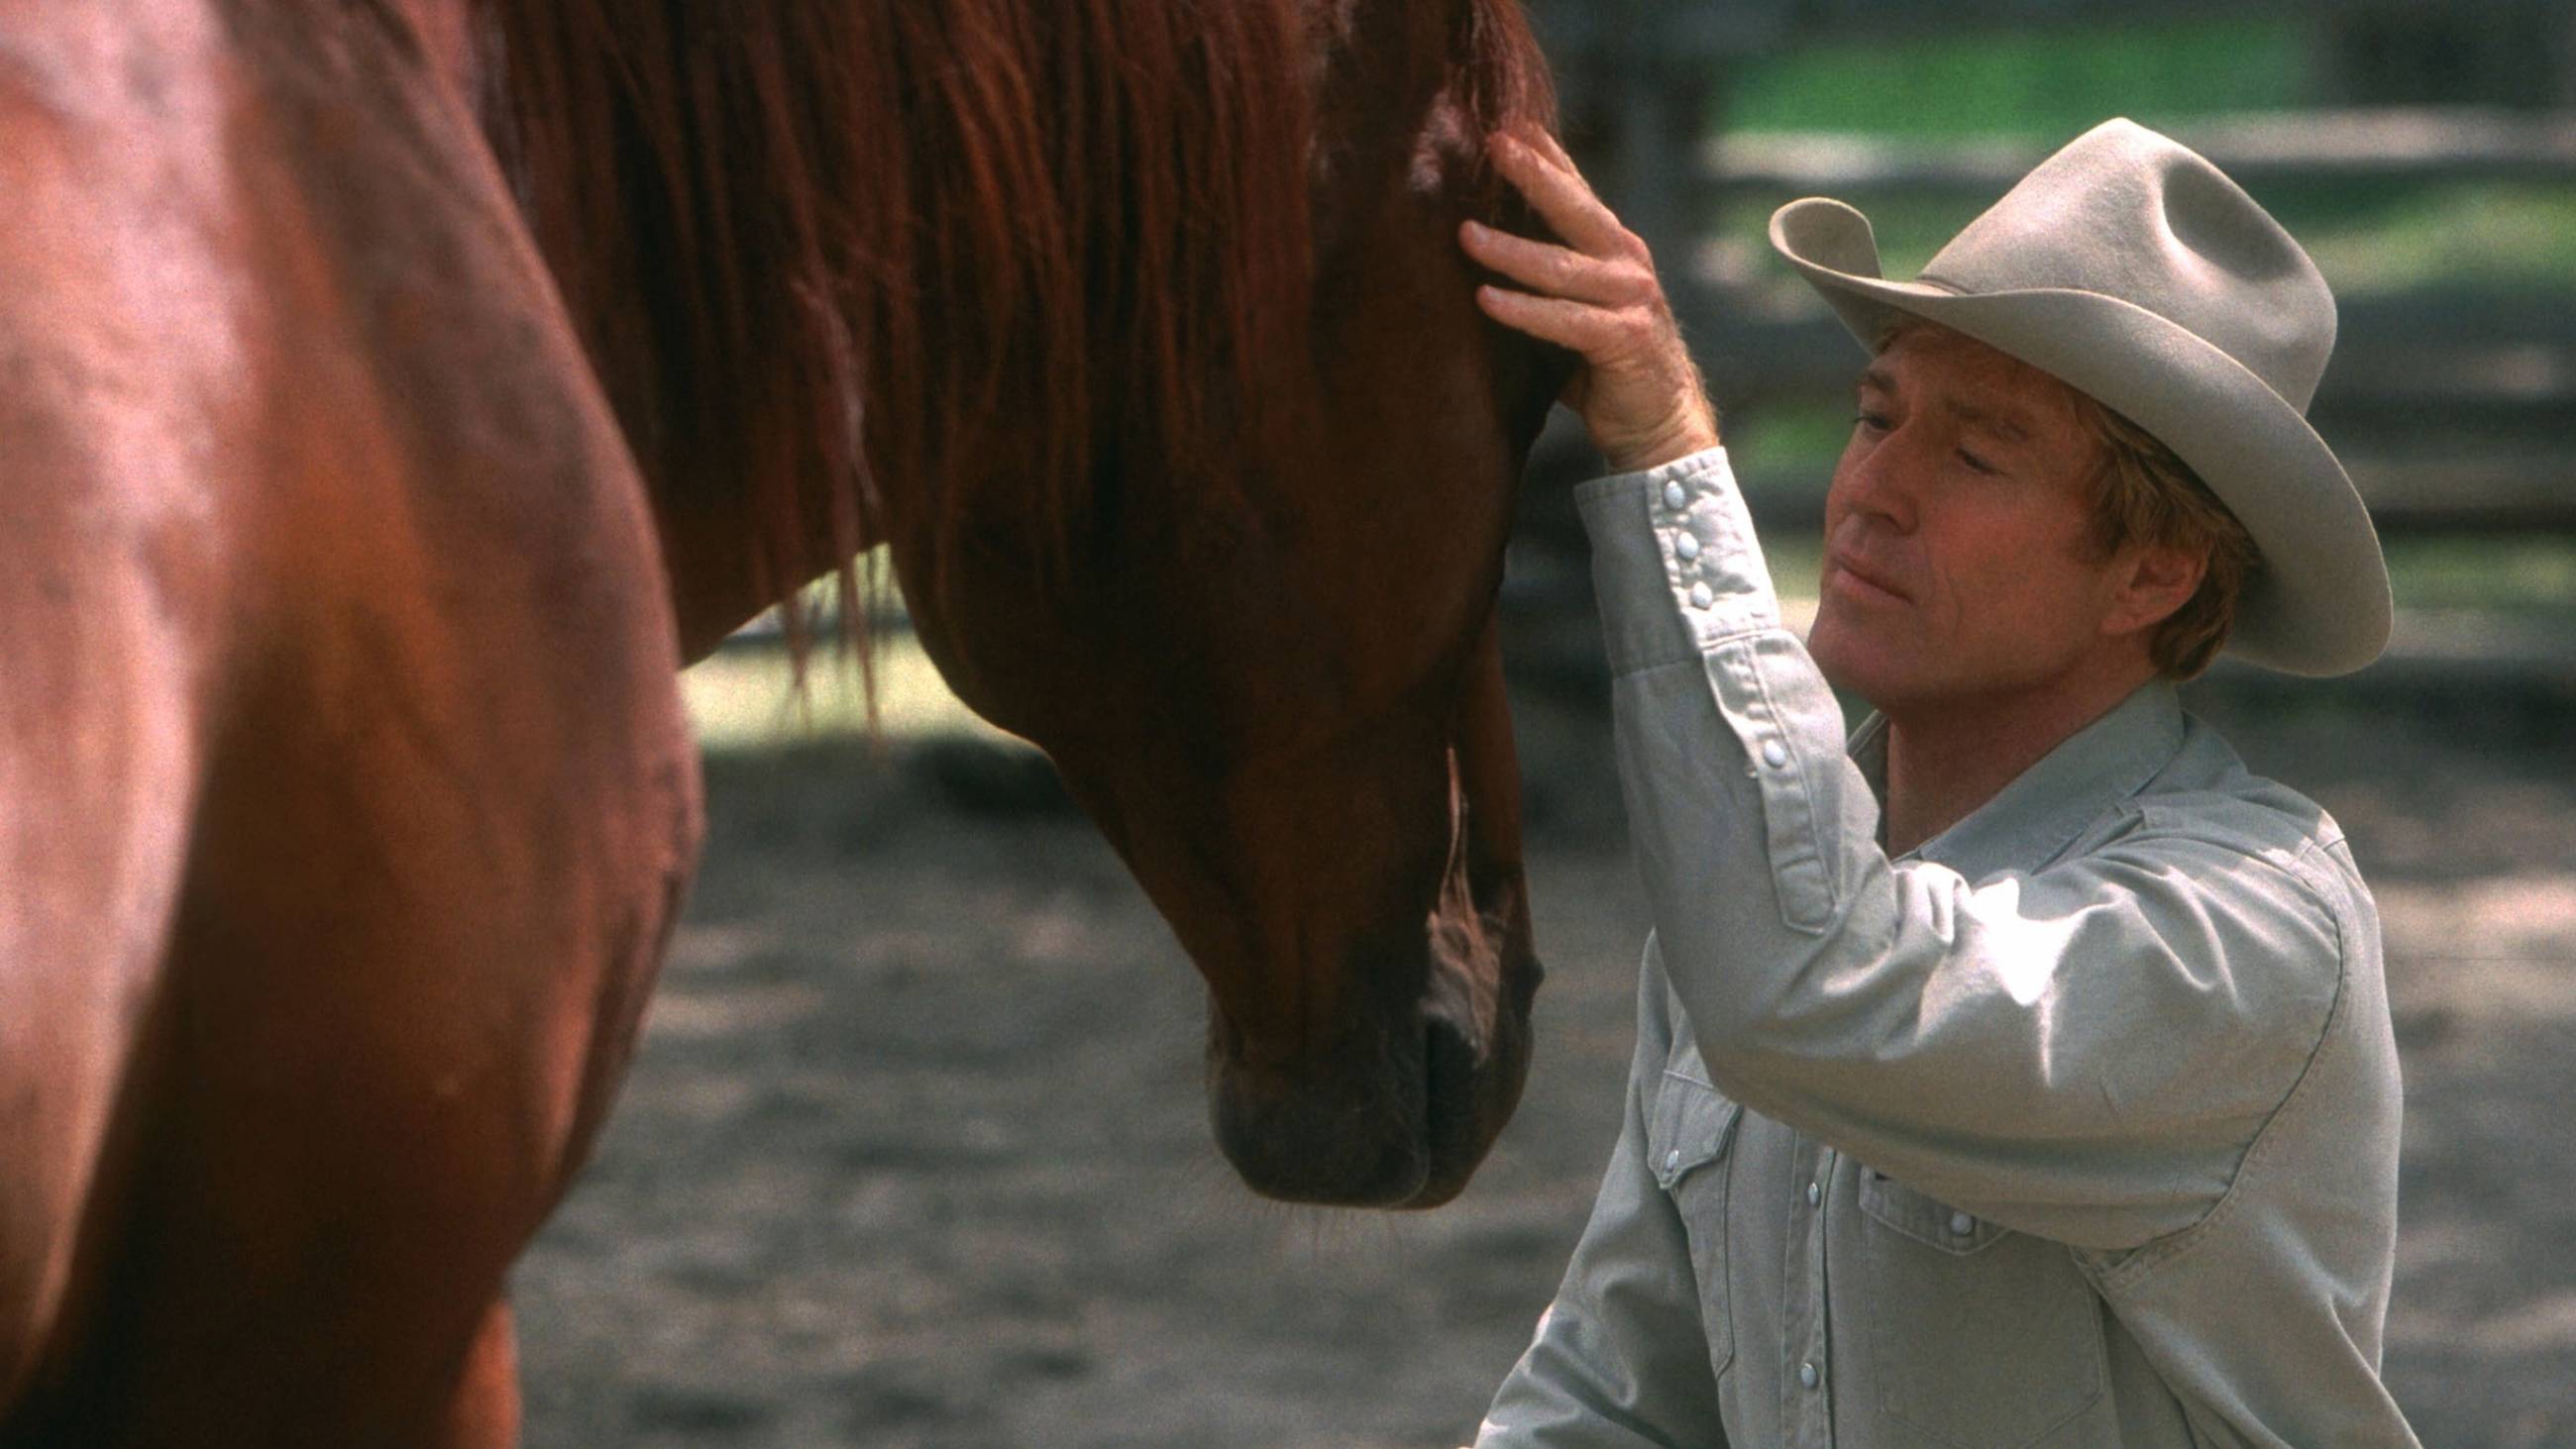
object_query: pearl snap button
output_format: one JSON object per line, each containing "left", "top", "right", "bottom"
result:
{"left": 1688, "top": 582, "right": 1714, "bottom": 609}
{"left": 1761, "top": 740, "right": 1788, "bottom": 769}
{"left": 1673, "top": 533, "right": 1701, "bottom": 561}
{"left": 1664, "top": 1149, "right": 1681, "bottom": 1173}
{"left": 1806, "top": 1181, "right": 1821, "bottom": 1207}
{"left": 1663, "top": 480, "right": 1688, "bottom": 509}
{"left": 1799, "top": 1361, "right": 1820, "bottom": 1390}
{"left": 1951, "top": 1211, "right": 1976, "bottom": 1236}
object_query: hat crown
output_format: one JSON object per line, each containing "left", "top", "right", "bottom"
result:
{"left": 1920, "top": 119, "right": 2335, "bottom": 410}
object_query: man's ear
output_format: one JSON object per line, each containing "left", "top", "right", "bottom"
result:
{"left": 2104, "top": 542, "right": 2207, "bottom": 639}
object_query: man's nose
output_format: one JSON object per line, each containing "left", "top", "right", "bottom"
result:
{"left": 1829, "top": 428, "right": 1921, "bottom": 534}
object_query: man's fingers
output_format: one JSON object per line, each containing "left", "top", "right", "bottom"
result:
{"left": 1490, "top": 132, "right": 1626, "bottom": 256}
{"left": 1474, "top": 283, "right": 1643, "bottom": 357}
{"left": 1459, "top": 221, "right": 1650, "bottom": 307}
{"left": 1523, "top": 125, "right": 1583, "bottom": 178}
{"left": 1488, "top": 132, "right": 1635, "bottom": 260}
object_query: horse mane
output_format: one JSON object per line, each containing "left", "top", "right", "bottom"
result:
{"left": 478, "top": 0, "right": 1553, "bottom": 651}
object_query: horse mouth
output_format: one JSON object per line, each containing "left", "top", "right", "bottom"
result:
{"left": 1204, "top": 866, "right": 1538, "bottom": 1209}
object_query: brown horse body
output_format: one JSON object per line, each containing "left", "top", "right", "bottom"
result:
{"left": 0, "top": 0, "right": 1562, "bottom": 1442}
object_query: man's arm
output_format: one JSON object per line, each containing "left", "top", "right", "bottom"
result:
{"left": 1474, "top": 965, "right": 1727, "bottom": 1449}
{"left": 1580, "top": 447, "right": 2348, "bottom": 1253}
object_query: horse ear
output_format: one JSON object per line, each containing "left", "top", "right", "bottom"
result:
{"left": 1306, "top": 0, "right": 1556, "bottom": 259}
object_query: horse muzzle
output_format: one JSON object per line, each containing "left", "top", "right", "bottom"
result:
{"left": 1206, "top": 857, "right": 1539, "bottom": 1209}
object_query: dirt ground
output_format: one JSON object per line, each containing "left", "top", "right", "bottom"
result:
{"left": 512, "top": 680, "right": 2576, "bottom": 1448}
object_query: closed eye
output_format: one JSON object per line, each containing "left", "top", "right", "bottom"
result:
{"left": 1957, "top": 448, "right": 2000, "bottom": 475}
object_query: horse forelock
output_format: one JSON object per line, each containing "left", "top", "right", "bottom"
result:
{"left": 476, "top": 0, "right": 1552, "bottom": 655}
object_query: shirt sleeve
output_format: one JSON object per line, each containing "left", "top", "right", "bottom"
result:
{"left": 1575, "top": 447, "right": 2345, "bottom": 1255}
{"left": 1474, "top": 966, "right": 1728, "bottom": 1449}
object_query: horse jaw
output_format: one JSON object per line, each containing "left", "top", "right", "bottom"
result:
{"left": 1202, "top": 630, "right": 1539, "bottom": 1209}
{"left": 1198, "top": 792, "right": 1537, "bottom": 1208}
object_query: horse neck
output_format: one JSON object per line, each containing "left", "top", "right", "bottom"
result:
{"left": 366, "top": 0, "right": 477, "bottom": 104}
{"left": 473, "top": 0, "right": 1552, "bottom": 665}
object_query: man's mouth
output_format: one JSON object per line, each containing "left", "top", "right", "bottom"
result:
{"left": 1826, "top": 552, "right": 1909, "bottom": 604}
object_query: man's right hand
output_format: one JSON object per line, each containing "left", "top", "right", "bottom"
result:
{"left": 1459, "top": 126, "right": 1720, "bottom": 474}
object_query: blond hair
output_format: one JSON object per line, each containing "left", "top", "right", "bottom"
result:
{"left": 2069, "top": 396, "right": 2258, "bottom": 679}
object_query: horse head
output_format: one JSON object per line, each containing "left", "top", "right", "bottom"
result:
{"left": 490, "top": 0, "right": 1572, "bottom": 1207}
{"left": 894, "top": 0, "right": 1572, "bottom": 1207}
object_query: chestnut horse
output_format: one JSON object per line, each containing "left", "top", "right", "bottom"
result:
{"left": 0, "top": 0, "right": 1567, "bottom": 1442}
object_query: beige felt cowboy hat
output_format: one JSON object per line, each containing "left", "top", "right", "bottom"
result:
{"left": 1769, "top": 117, "right": 2391, "bottom": 676}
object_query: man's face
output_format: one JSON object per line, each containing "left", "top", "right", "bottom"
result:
{"left": 1806, "top": 324, "right": 2137, "bottom": 714}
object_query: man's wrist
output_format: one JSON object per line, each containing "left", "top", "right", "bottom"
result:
{"left": 1605, "top": 414, "right": 1722, "bottom": 475}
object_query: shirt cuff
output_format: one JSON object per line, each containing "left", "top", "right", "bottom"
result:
{"left": 1573, "top": 446, "right": 1784, "bottom": 676}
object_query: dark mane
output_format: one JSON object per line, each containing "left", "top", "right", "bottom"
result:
{"left": 478, "top": 0, "right": 1553, "bottom": 644}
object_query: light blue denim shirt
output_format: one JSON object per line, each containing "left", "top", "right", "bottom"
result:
{"left": 1476, "top": 448, "right": 2416, "bottom": 1447}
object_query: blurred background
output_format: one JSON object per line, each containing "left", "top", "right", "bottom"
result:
{"left": 513, "top": 4, "right": 2576, "bottom": 1444}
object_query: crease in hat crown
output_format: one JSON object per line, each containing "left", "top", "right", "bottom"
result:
{"left": 1763, "top": 117, "right": 2393, "bottom": 677}
{"left": 1919, "top": 119, "right": 2336, "bottom": 410}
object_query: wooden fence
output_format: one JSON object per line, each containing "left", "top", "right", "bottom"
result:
{"left": 1515, "top": 0, "right": 2576, "bottom": 537}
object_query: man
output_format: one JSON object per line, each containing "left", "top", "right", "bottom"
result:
{"left": 1453, "top": 119, "right": 2418, "bottom": 1444}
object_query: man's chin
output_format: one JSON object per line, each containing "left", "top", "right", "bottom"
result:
{"left": 1806, "top": 617, "right": 1938, "bottom": 718}
{"left": 1805, "top": 611, "right": 1879, "bottom": 695}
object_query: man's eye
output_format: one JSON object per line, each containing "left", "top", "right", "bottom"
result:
{"left": 1854, "top": 411, "right": 1889, "bottom": 434}
{"left": 1958, "top": 449, "right": 1999, "bottom": 475}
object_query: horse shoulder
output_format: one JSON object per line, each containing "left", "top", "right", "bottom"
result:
{"left": 0, "top": 7, "right": 698, "bottom": 1439}
{"left": 0, "top": 14, "right": 258, "bottom": 1413}
{"left": 173, "top": 0, "right": 705, "bottom": 1240}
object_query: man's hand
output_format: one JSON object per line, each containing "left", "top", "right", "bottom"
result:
{"left": 1460, "top": 127, "right": 1720, "bottom": 474}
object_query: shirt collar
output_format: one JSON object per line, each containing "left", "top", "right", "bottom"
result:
{"left": 1847, "top": 680, "right": 2187, "bottom": 880}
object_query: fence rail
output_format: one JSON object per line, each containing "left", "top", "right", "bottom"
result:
{"left": 1705, "top": 108, "right": 2576, "bottom": 194}
{"left": 1512, "top": 7, "right": 2576, "bottom": 541}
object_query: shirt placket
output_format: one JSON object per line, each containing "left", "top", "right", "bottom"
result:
{"left": 1780, "top": 1132, "right": 1838, "bottom": 1446}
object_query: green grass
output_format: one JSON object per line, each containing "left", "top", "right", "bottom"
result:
{"left": 1726, "top": 19, "right": 2310, "bottom": 141}
{"left": 2296, "top": 184, "right": 2576, "bottom": 297}
{"left": 1705, "top": 19, "right": 2576, "bottom": 300}
{"left": 683, "top": 639, "right": 1009, "bottom": 753}
{"left": 1727, "top": 402, "right": 1858, "bottom": 478}
{"left": 2384, "top": 538, "right": 2576, "bottom": 615}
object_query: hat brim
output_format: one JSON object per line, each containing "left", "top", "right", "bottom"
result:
{"left": 1770, "top": 197, "right": 2391, "bottom": 677}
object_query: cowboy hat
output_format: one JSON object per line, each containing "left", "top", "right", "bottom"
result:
{"left": 1768, "top": 117, "right": 2390, "bottom": 676}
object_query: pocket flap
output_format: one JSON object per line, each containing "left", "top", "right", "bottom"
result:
{"left": 1859, "top": 1168, "right": 2006, "bottom": 1254}
{"left": 1646, "top": 1073, "right": 1743, "bottom": 1190}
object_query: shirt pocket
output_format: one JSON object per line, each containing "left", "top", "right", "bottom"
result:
{"left": 1858, "top": 1169, "right": 2108, "bottom": 1449}
{"left": 1645, "top": 1070, "right": 1744, "bottom": 1379}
